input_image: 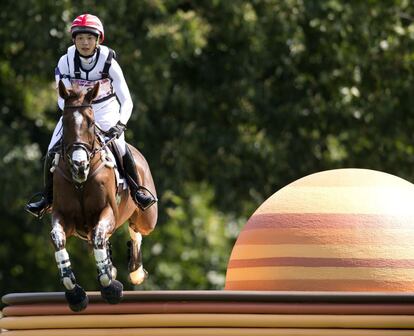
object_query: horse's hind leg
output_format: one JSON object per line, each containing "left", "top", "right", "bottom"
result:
{"left": 127, "top": 226, "right": 147, "bottom": 285}
{"left": 127, "top": 205, "right": 157, "bottom": 285}
{"left": 50, "top": 215, "right": 88, "bottom": 312}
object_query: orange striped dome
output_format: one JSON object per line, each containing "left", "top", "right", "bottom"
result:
{"left": 225, "top": 168, "right": 414, "bottom": 291}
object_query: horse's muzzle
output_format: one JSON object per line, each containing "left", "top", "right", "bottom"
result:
{"left": 70, "top": 149, "right": 90, "bottom": 183}
{"left": 72, "top": 162, "right": 90, "bottom": 183}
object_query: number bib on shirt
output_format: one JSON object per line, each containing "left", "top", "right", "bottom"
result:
{"left": 70, "top": 78, "right": 114, "bottom": 103}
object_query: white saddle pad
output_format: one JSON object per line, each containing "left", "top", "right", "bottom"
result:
{"left": 102, "top": 146, "right": 128, "bottom": 192}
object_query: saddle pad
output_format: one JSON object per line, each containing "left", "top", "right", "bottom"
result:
{"left": 95, "top": 132, "right": 127, "bottom": 192}
{"left": 101, "top": 146, "right": 127, "bottom": 192}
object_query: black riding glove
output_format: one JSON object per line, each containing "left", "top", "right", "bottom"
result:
{"left": 107, "top": 121, "right": 126, "bottom": 139}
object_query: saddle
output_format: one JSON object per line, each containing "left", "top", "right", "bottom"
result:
{"left": 97, "top": 133, "right": 128, "bottom": 193}
{"left": 51, "top": 132, "right": 156, "bottom": 209}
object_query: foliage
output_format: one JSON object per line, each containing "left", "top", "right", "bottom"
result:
{"left": 2, "top": 0, "right": 414, "bottom": 299}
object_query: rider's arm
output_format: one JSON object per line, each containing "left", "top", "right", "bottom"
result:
{"left": 109, "top": 59, "right": 133, "bottom": 125}
{"left": 55, "top": 55, "right": 71, "bottom": 111}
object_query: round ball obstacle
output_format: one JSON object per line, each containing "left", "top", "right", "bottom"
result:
{"left": 4, "top": 291, "right": 414, "bottom": 335}
{"left": 226, "top": 168, "right": 414, "bottom": 291}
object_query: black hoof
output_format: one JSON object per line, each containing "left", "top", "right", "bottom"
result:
{"left": 100, "top": 279, "right": 123, "bottom": 304}
{"left": 65, "top": 284, "right": 88, "bottom": 312}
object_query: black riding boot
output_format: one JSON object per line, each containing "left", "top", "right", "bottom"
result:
{"left": 25, "top": 153, "right": 54, "bottom": 218}
{"left": 123, "top": 146, "right": 157, "bottom": 211}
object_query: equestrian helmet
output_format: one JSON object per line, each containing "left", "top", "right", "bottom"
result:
{"left": 71, "top": 14, "right": 105, "bottom": 43}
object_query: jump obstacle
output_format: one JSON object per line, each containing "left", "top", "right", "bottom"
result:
{"left": 3, "top": 168, "right": 414, "bottom": 335}
{"left": 3, "top": 291, "right": 414, "bottom": 335}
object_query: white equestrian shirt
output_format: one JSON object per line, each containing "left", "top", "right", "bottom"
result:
{"left": 49, "top": 45, "right": 133, "bottom": 156}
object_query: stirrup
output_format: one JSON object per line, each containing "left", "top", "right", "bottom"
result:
{"left": 132, "top": 186, "right": 157, "bottom": 211}
{"left": 25, "top": 192, "right": 52, "bottom": 219}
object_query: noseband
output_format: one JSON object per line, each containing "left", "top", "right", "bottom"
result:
{"left": 66, "top": 142, "right": 93, "bottom": 163}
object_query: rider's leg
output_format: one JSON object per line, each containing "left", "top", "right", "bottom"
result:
{"left": 25, "top": 118, "right": 62, "bottom": 218}
{"left": 95, "top": 105, "right": 157, "bottom": 210}
{"left": 115, "top": 137, "right": 157, "bottom": 210}
{"left": 25, "top": 153, "right": 54, "bottom": 217}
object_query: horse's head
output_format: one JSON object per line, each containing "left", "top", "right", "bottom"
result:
{"left": 59, "top": 80, "right": 100, "bottom": 184}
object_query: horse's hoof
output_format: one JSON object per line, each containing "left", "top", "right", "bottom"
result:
{"left": 100, "top": 279, "right": 123, "bottom": 304}
{"left": 65, "top": 284, "right": 89, "bottom": 312}
{"left": 129, "top": 266, "right": 148, "bottom": 285}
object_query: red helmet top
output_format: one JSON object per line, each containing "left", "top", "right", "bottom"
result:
{"left": 71, "top": 14, "right": 104, "bottom": 43}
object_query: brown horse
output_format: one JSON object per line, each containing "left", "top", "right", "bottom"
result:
{"left": 50, "top": 80, "right": 157, "bottom": 311}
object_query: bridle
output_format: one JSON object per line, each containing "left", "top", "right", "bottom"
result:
{"left": 63, "top": 103, "right": 96, "bottom": 162}
{"left": 61, "top": 103, "right": 113, "bottom": 185}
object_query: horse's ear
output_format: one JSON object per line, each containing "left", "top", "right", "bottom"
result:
{"left": 58, "top": 80, "right": 70, "bottom": 100}
{"left": 85, "top": 82, "right": 100, "bottom": 103}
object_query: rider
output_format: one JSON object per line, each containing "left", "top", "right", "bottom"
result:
{"left": 26, "top": 13, "right": 157, "bottom": 217}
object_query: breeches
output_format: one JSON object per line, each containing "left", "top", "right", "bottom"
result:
{"left": 48, "top": 102, "right": 127, "bottom": 156}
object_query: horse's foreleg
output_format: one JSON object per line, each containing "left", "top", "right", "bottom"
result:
{"left": 50, "top": 215, "right": 88, "bottom": 312}
{"left": 127, "top": 226, "right": 147, "bottom": 285}
{"left": 92, "top": 209, "right": 114, "bottom": 287}
{"left": 50, "top": 219, "right": 74, "bottom": 289}
{"left": 93, "top": 206, "right": 123, "bottom": 304}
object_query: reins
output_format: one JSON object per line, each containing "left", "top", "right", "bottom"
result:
{"left": 91, "top": 124, "right": 117, "bottom": 157}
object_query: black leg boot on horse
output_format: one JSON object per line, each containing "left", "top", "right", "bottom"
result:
{"left": 25, "top": 152, "right": 54, "bottom": 218}
{"left": 123, "top": 145, "right": 157, "bottom": 211}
